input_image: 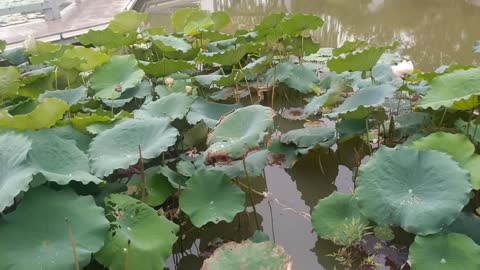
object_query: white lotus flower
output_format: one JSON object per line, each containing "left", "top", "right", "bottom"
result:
{"left": 391, "top": 60, "right": 414, "bottom": 77}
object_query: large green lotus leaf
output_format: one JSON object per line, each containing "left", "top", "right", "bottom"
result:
{"left": 0, "top": 47, "right": 28, "bottom": 65}
{"left": 304, "top": 80, "right": 350, "bottom": 116}
{"left": 0, "top": 187, "right": 109, "bottom": 269}
{"left": 95, "top": 194, "right": 178, "bottom": 270}
{"left": 0, "top": 98, "right": 68, "bottom": 130}
{"left": 54, "top": 46, "right": 110, "bottom": 71}
{"left": 277, "top": 13, "right": 324, "bottom": 36}
{"left": 389, "top": 112, "right": 432, "bottom": 139}
{"left": 139, "top": 59, "right": 194, "bottom": 77}
{"left": 311, "top": 192, "right": 369, "bottom": 245}
{"left": 254, "top": 12, "right": 286, "bottom": 37}
{"left": 0, "top": 132, "right": 35, "bottom": 212}
{"left": 179, "top": 170, "right": 245, "bottom": 227}
{"left": 332, "top": 39, "right": 368, "bottom": 56}
{"left": 27, "top": 129, "right": 102, "bottom": 185}
{"left": 102, "top": 80, "right": 152, "bottom": 108}
{"left": 211, "top": 11, "right": 231, "bottom": 30}
{"left": 206, "top": 105, "right": 274, "bottom": 160}
{"left": 242, "top": 56, "right": 271, "bottom": 75}
{"left": 152, "top": 35, "right": 192, "bottom": 53}
{"left": 0, "top": 66, "right": 20, "bottom": 98}
{"left": 78, "top": 28, "right": 137, "bottom": 49}
{"left": 418, "top": 68, "right": 480, "bottom": 110}
{"left": 70, "top": 109, "right": 124, "bottom": 133}
{"left": 186, "top": 97, "right": 241, "bottom": 128}
{"left": 19, "top": 66, "right": 54, "bottom": 85}
{"left": 204, "top": 149, "right": 270, "bottom": 178}
{"left": 268, "top": 137, "right": 298, "bottom": 168}
{"left": 134, "top": 93, "right": 196, "bottom": 120}
{"left": 266, "top": 61, "right": 320, "bottom": 94}
{"left": 183, "top": 10, "right": 214, "bottom": 35}
{"left": 38, "top": 85, "right": 87, "bottom": 106}
{"left": 282, "top": 36, "right": 321, "bottom": 57}
{"left": 49, "top": 124, "right": 92, "bottom": 153}
{"left": 200, "top": 240, "right": 292, "bottom": 270}
{"left": 157, "top": 165, "right": 188, "bottom": 189}
{"left": 194, "top": 70, "right": 245, "bottom": 87}
{"left": 26, "top": 40, "right": 71, "bottom": 64}
{"left": 182, "top": 121, "right": 209, "bottom": 149}
{"left": 445, "top": 212, "right": 480, "bottom": 245}
{"left": 327, "top": 46, "right": 386, "bottom": 73}
{"left": 196, "top": 43, "right": 260, "bottom": 66}
{"left": 128, "top": 166, "right": 175, "bottom": 207}
{"left": 108, "top": 10, "right": 147, "bottom": 34}
{"left": 412, "top": 132, "right": 480, "bottom": 189}
{"left": 356, "top": 146, "right": 471, "bottom": 235}
{"left": 475, "top": 40, "right": 480, "bottom": 53}
{"left": 90, "top": 55, "right": 145, "bottom": 99}
{"left": 326, "top": 84, "right": 397, "bottom": 119}
{"left": 409, "top": 233, "right": 480, "bottom": 270}
{"left": 88, "top": 118, "right": 179, "bottom": 177}
{"left": 280, "top": 127, "right": 337, "bottom": 150}
{"left": 171, "top": 7, "right": 196, "bottom": 31}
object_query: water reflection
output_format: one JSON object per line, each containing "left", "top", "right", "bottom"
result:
{"left": 140, "top": 0, "right": 480, "bottom": 69}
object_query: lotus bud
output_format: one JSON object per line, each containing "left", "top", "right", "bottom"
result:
{"left": 185, "top": 85, "right": 192, "bottom": 94}
{"left": 391, "top": 60, "right": 414, "bottom": 77}
{"left": 165, "top": 77, "right": 174, "bottom": 88}
{"left": 136, "top": 34, "right": 142, "bottom": 40}
{"left": 114, "top": 84, "right": 122, "bottom": 92}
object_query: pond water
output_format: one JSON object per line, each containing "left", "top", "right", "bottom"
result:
{"left": 134, "top": 1, "right": 480, "bottom": 269}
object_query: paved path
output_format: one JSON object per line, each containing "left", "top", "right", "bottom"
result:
{"left": 1, "top": 0, "right": 135, "bottom": 46}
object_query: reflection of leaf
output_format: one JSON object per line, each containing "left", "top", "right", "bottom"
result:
{"left": 201, "top": 240, "right": 292, "bottom": 270}
{"left": 356, "top": 146, "right": 471, "bottom": 235}
{"left": 0, "top": 187, "right": 109, "bottom": 270}
{"left": 0, "top": 98, "right": 68, "bottom": 130}
{"left": 180, "top": 170, "right": 245, "bottom": 227}
{"left": 96, "top": 194, "right": 178, "bottom": 270}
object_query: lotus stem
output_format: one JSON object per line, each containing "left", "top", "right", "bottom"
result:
{"left": 267, "top": 200, "right": 277, "bottom": 243}
{"left": 65, "top": 218, "right": 80, "bottom": 270}
{"left": 242, "top": 157, "right": 260, "bottom": 230}
{"left": 318, "top": 154, "right": 326, "bottom": 175}
{"left": 365, "top": 119, "right": 372, "bottom": 154}
{"left": 474, "top": 122, "right": 479, "bottom": 139}
{"left": 238, "top": 62, "right": 254, "bottom": 104}
{"left": 466, "top": 110, "right": 474, "bottom": 136}
{"left": 125, "top": 239, "right": 131, "bottom": 270}
{"left": 439, "top": 108, "right": 448, "bottom": 127}
{"left": 271, "top": 64, "right": 277, "bottom": 108}
{"left": 138, "top": 145, "right": 146, "bottom": 203}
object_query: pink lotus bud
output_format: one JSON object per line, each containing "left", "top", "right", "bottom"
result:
{"left": 391, "top": 60, "right": 414, "bottom": 77}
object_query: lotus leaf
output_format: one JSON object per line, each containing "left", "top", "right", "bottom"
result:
{"left": 196, "top": 43, "right": 260, "bottom": 66}
{"left": 445, "top": 212, "right": 480, "bottom": 245}
{"left": 249, "top": 230, "right": 270, "bottom": 243}
{"left": 182, "top": 121, "right": 209, "bottom": 149}
{"left": 134, "top": 92, "right": 196, "bottom": 120}
{"left": 71, "top": 109, "right": 132, "bottom": 133}
{"left": 0, "top": 187, "right": 109, "bottom": 269}
{"left": 282, "top": 36, "right": 321, "bottom": 57}
{"left": 96, "top": 194, "right": 178, "bottom": 270}
{"left": 90, "top": 55, "right": 145, "bottom": 99}
{"left": 327, "top": 46, "right": 387, "bottom": 73}
{"left": 0, "top": 66, "right": 20, "bottom": 98}
{"left": 78, "top": 28, "right": 136, "bottom": 49}
{"left": 204, "top": 149, "right": 270, "bottom": 178}
{"left": 333, "top": 39, "right": 368, "bottom": 56}
{"left": 49, "top": 124, "right": 92, "bottom": 153}
{"left": 312, "top": 192, "right": 369, "bottom": 245}
{"left": 356, "top": 146, "right": 471, "bottom": 235}
{"left": 277, "top": 13, "right": 324, "bottom": 36}
{"left": 409, "top": 233, "right": 480, "bottom": 270}
{"left": 194, "top": 70, "right": 245, "bottom": 87}
{"left": 180, "top": 170, "right": 245, "bottom": 227}
{"left": 268, "top": 137, "right": 298, "bottom": 168}
{"left": 0, "top": 97, "right": 68, "bottom": 130}
{"left": 206, "top": 105, "right": 274, "bottom": 160}
{"left": 139, "top": 59, "right": 195, "bottom": 77}
{"left": 103, "top": 80, "right": 152, "bottom": 108}
{"left": 418, "top": 68, "right": 480, "bottom": 110}
{"left": 266, "top": 61, "right": 320, "bottom": 94}
{"left": 108, "top": 10, "right": 147, "bottom": 34}
{"left": 0, "top": 132, "right": 35, "bottom": 212}
{"left": 27, "top": 129, "right": 102, "bottom": 185}
{"left": 152, "top": 35, "right": 192, "bottom": 53}
{"left": 326, "top": 84, "right": 397, "bottom": 119}
{"left": 157, "top": 165, "right": 188, "bottom": 189}
{"left": 0, "top": 47, "right": 28, "bottom": 65}
{"left": 128, "top": 166, "right": 175, "bottom": 206}
{"left": 38, "top": 85, "right": 87, "bottom": 105}
{"left": 200, "top": 240, "right": 292, "bottom": 270}
{"left": 186, "top": 97, "right": 241, "bottom": 128}
{"left": 280, "top": 127, "right": 337, "bottom": 150}
{"left": 412, "top": 132, "right": 480, "bottom": 189}
{"left": 88, "top": 118, "right": 179, "bottom": 177}
{"left": 54, "top": 46, "right": 110, "bottom": 71}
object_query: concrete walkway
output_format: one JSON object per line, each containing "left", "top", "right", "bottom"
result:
{"left": 0, "top": 0, "right": 136, "bottom": 46}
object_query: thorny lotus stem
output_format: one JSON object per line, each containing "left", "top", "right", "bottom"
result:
{"left": 138, "top": 145, "right": 146, "bottom": 203}
{"left": 238, "top": 62, "right": 254, "bottom": 104}
{"left": 242, "top": 158, "right": 261, "bottom": 230}
{"left": 65, "top": 218, "right": 80, "bottom": 270}
{"left": 125, "top": 239, "right": 131, "bottom": 270}
{"left": 267, "top": 200, "right": 277, "bottom": 243}
{"left": 318, "top": 155, "right": 326, "bottom": 175}
{"left": 466, "top": 109, "right": 474, "bottom": 136}
{"left": 365, "top": 119, "right": 372, "bottom": 154}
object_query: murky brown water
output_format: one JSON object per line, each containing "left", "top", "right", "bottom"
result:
{"left": 136, "top": 1, "right": 480, "bottom": 269}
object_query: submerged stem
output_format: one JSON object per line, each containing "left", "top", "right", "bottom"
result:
{"left": 138, "top": 145, "right": 146, "bottom": 203}
{"left": 242, "top": 158, "right": 260, "bottom": 230}
{"left": 65, "top": 218, "right": 80, "bottom": 270}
